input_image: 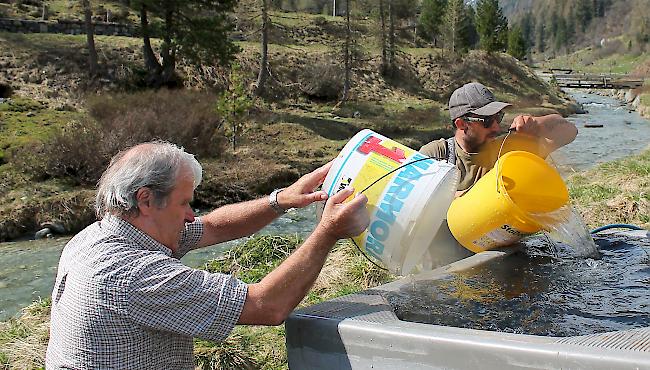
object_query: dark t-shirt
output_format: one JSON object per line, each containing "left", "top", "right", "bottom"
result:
{"left": 419, "top": 133, "right": 551, "bottom": 192}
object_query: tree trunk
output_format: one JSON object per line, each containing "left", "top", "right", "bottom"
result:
{"left": 388, "top": 0, "right": 395, "bottom": 73}
{"left": 160, "top": 6, "right": 177, "bottom": 86}
{"left": 82, "top": 0, "right": 99, "bottom": 78}
{"left": 379, "top": 0, "right": 387, "bottom": 75}
{"left": 255, "top": 0, "right": 269, "bottom": 97}
{"left": 341, "top": 0, "right": 351, "bottom": 102}
{"left": 140, "top": 4, "right": 162, "bottom": 75}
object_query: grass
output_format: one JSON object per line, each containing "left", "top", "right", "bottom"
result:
{"left": 5, "top": 0, "right": 139, "bottom": 23}
{"left": 201, "top": 235, "right": 393, "bottom": 369}
{"left": 0, "top": 97, "right": 81, "bottom": 164}
{"left": 0, "top": 235, "right": 394, "bottom": 369}
{"left": 0, "top": 298, "right": 50, "bottom": 370}
{"left": 402, "top": 47, "right": 442, "bottom": 57}
{"left": 542, "top": 36, "right": 650, "bottom": 75}
{"left": 641, "top": 93, "right": 650, "bottom": 106}
{"left": 567, "top": 148, "right": 650, "bottom": 229}
{"left": 1, "top": 31, "right": 145, "bottom": 53}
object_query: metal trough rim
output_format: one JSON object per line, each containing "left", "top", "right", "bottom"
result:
{"left": 287, "top": 230, "right": 650, "bottom": 369}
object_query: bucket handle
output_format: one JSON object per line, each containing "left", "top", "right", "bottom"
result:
{"left": 495, "top": 128, "right": 561, "bottom": 194}
{"left": 495, "top": 128, "right": 514, "bottom": 194}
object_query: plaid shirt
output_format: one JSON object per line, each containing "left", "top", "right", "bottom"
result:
{"left": 45, "top": 215, "right": 248, "bottom": 369}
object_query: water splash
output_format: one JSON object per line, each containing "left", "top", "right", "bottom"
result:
{"left": 529, "top": 205, "right": 600, "bottom": 259}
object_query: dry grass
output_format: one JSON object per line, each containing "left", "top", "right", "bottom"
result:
{"left": 0, "top": 299, "right": 50, "bottom": 370}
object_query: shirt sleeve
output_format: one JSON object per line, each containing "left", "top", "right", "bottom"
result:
{"left": 127, "top": 256, "right": 248, "bottom": 342}
{"left": 174, "top": 217, "right": 204, "bottom": 258}
{"left": 419, "top": 139, "right": 447, "bottom": 160}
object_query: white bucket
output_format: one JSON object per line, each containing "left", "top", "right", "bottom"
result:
{"left": 319, "top": 129, "right": 459, "bottom": 275}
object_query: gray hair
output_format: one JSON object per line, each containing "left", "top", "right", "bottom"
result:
{"left": 95, "top": 141, "right": 202, "bottom": 218}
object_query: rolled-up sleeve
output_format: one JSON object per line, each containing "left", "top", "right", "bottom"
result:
{"left": 128, "top": 256, "right": 248, "bottom": 342}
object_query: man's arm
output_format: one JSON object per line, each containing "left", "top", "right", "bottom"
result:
{"left": 509, "top": 114, "right": 578, "bottom": 151}
{"left": 196, "top": 162, "right": 333, "bottom": 248}
{"left": 237, "top": 187, "right": 369, "bottom": 325}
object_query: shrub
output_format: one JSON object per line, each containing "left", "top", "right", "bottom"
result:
{"left": 12, "top": 89, "right": 226, "bottom": 185}
{"left": 299, "top": 58, "right": 343, "bottom": 100}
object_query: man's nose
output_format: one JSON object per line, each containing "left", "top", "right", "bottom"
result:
{"left": 491, "top": 121, "right": 502, "bottom": 133}
{"left": 185, "top": 207, "right": 195, "bottom": 223}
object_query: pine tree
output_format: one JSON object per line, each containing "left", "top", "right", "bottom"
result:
{"left": 475, "top": 0, "right": 508, "bottom": 53}
{"left": 554, "top": 16, "right": 567, "bottom": 52}
{"left": 419, "top": 0, "right": 447, "bottom": 47}
{"left": 576, "top": 0, "right": 593, "bottom": 32}
{"left": 131, "top": 0, "right": 239, "bottom": 86}
{"left": 341, "top": 0, "right": 351, "bottom": 102}
{"left": 442, "top": 0, "right": 471, "bottom": 55}
{"left": 520, "top": 12, "right": 535, "bottom": 50}
{"left": 536, "top": 21, "right": 546, "bottom": 54}
{"left": 463, "top": 5, "right": 479, "bottom": 49}
{"left": 255, "top": 0, "right": 270, "bottom": 97}
{"left": 507, "top": 25, "right": 526, "bottom": 60}
{"left": 81, "top": 0, "right": 99, "bottom": 78}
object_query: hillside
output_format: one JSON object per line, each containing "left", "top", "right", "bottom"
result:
{"left": 0, "top": 9, "right": 578, "bottom": 242}
{"left": 501, "top": 0, "right": 649, "bottom": 59}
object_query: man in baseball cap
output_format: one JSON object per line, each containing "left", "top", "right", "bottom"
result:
{"left": 420, "top": 82, "right": 577, "bottom": 197}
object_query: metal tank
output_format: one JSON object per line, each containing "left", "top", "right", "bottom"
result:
{"left": 286, "top": 229, "right": 650, "bottom": 370}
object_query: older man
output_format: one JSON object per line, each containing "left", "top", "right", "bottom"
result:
{"left": 45, "top": 141, "right": 368, "bottom": 369}
{"left": 420, "top": 82, "right": 578, "bottom": 197}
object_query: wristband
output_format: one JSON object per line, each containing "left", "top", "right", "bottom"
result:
{"left": 269, "top": 188, "right": 287, "bottom": 215}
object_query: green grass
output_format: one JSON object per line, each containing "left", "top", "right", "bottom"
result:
{"left": 584, "top": 52, "right": 650, "bottom": 74}
{"left": 641, "top": 93, "right": 650, "bottom": 106}
{"left": 199, "top": 235, "right": 393, "bottom": 369}
{"left": 567, "top": 148, "right": 650, "bottom": 228}
{"left": 569, "top": 182, "right": 620, "bottom": 202}
{"left": 5, "top": 0, "right": 139, "bottom": 23}
{"left": 402, "top": 47, "right": 442, "bottom": 57}
{"left": 0, "top": 97, "right": 82, "bottom": 163}
{"left": 543, "top": 36, "right": 650, "bottom": 75}
{"left": 268, "top": 10, "right": 342, "bottom": 28}
{"left": 205, "top": 235, "right": 302, "bottom": 283}
{"left": 1, "top": 32, "right": 148, "bottom": 54}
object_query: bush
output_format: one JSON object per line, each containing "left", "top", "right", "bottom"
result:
{"left": 299, "top": 58, "right": 343, "bottom": 100}
{"left": 12, "top": 89, "right": 226, "bottom": 185}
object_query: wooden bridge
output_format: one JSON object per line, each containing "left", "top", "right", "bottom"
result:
{"left": 548, "top": 69, "right": 644, "bottom": 89}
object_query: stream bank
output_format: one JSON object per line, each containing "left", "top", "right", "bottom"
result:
{"left": 1, "top": 90, "right": 648, "bottom": 323}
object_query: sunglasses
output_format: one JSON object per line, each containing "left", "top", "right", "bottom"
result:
{"left": 463, "top": 112, "right": 505, "bottom": 128}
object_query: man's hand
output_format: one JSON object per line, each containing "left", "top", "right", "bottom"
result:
{"left": 509, "top": 113, "right": 577, "bottom": 151}
{"left": 276, "top": 161, "right": 332, "bottom": 210}
{"left": 509, "top": 114, "right": 541, "bottom": 136}
{"left": 238, "top": 185, "right": 369, "bottom": 326}
{"left": 315, "top": 187, "right": 369, "bottom": 243}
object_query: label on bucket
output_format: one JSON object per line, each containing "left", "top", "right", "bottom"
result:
{"left": 472, "top": 224, "right": 532, "bottom": 250}
{"left": 322, "top": 129, "right": 456, "bottom": 274}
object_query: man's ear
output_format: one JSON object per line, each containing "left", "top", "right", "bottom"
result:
{"left": 454, "top": 118, "right": 467, "bottom": 131}
{"left": 136, "top": 187, "right": 154, "bottom": 216}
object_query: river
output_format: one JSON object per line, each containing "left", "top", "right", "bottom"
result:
{"left": 1, "top": 91, "right": 649, "bottom": 322}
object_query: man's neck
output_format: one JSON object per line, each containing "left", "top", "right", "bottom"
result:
{"left": 454, "top": 131, "right": 473, "bottom": 154}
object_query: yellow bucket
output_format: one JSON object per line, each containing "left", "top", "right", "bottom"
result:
{"left": 447, "top": 151, "right": 569, "bottom": 253}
